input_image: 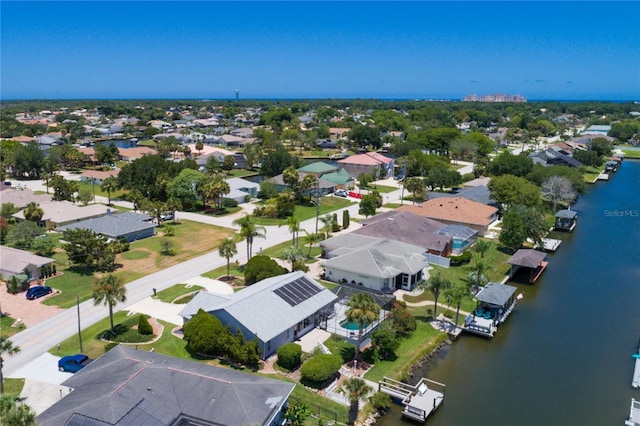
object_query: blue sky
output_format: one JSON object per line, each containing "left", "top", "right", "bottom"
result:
{"left": 2, "top": 1, "right": 639, "bottom": 100}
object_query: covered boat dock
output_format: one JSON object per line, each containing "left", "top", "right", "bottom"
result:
{"left": 378, "top": 376, "right": 445, "bottom": 422}
{"left": 508, "top": 249, "right": 548, "bottom": 283}
{"left": 554, "top": 209, "right": 577, "bottom": 231}
{"left": 463, "top": 282, "right": 518, "bottom": 338}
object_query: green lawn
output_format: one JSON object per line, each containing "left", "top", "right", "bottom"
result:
{"left": 364, "top": 319, "right": 448, "bottom": 382}
{"left": 581, "top": 166, "right": 602, "bottom": 182}
{"left": 74, "top": 180, "right": 128, "bottom": 201}
{"left": 259, "top": 240, "right": 322, "bottom": 261}
{"left": 202, "top": 263, "right": 246, "bottom": 287}
{"left": 1, "top": 315, "right": 26, "bottom": 339}
{"left": 382, "top": 202, "right": 402, "bottom": 209}
{"left": 365, "top": 184, "right": 398, "bottom": 193}
{"left": 155, "top": 284, "right": 204, "bottom": 303}
{"left": 253, "top": 197, "right": 354, "bottom": 226}
{"left": 620, "top": 149, "right": 640, "bottom": 159}
{"left": 44, "top": 220, "right": 232, "bottom": 308}
{"left": 288, "top": 383, "right": 350, "bottom": 424}
{"left": 228, "top": 169, "right": 259, "bottom": 178}
{"left": 3, "top": 378, "right": 25, "bottom": 397}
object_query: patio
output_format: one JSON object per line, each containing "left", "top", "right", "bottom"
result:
{"left": 320, "top": 298, "right": 387, "bottom": 342}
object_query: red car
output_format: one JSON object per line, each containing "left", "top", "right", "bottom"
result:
{"left": 348, "top": 191, "right": 362, "bottom": 199}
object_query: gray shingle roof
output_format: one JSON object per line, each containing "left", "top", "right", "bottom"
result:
{"left": 322, "top": 239, "right": 427, "bottom": 278}
{"left": 37, "top": 345, "right": 294, "bottom": 426}
{"left": 475, "top": 282, "right": 517, "bottom": 306}
{"left": 555, "top": 209, "right": 577, "bottom": 219}
{"left": 181, "top": 272, "right": 337, "bottom": 343}
{"left": 58, "top": 212, "right": 155, "bottom": 239}
{"left": 508, "top": 249, "right": 546, "bottom": 268}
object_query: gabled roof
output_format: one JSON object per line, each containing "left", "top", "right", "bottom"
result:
{"left": 58, "top": 212, "right": 154, "bottom": 238}
{"left": 37, "top": 345, "right": 294, "bottom": 426}
{"left": 180, "top": 272, "right": 337, "bottom": 343}
{"left": 429, "top": 185, "right": 495, "bottom": 206}
{"left": 0, "top": 246, "right": 54, "bottom": 275}
{"left": 508, "top": 249, "right": 546, "bottom": 268}
{"left": 319, "top": 168, "right": 354, "bottom": 185}
{"left": 475, "top": 282, "right": 517, "bottom": 306}
{"left": 398, "top": 197, "right": 498, "bottom": 227}
{"left": 322, "top": 237, "right": 427, "bottom": 278}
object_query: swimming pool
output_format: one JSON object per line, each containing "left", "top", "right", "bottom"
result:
{"left": 340, "top": 320, "right": 369, "bottom": 331}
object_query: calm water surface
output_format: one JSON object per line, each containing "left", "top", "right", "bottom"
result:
{"left": 378, "top": 160, "right": 640, "bottom": 426}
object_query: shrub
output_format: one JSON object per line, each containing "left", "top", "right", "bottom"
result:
{"left": 291, "top": 259, "right": 309, "bottom": 272}
{"left": 244, "top": 255, "right": 287, "bottom": 285}
{"left": 449, "top": 250, "right": 472, "bottom": 266}
{"left": 183, "top": 309, "right": 228, "bottom": 356}
{"left": 160, "top": 238, "right": 176, "bottom": 256}
{"left": 223, "top": 198, "right": 238, "bottom": 207}
{"left": 277, "top": 342, "right": 302, "bottom": 370}
{"left": 342, "top": 210, "right": 350, "bottom": 229}
{"left": 163, "top": 224, "right": 175, "bottom": 236}
{"left": 369, "top": 391, "right": 392, "bottom": 412}
{"left": 104, "top": 342, "right": 118, "bottom": 353}
{"left": 300, "top": 354, "right": 342, "bottom": 386}
{"left": 138, "top": 314, "right": 153, "bottom": 335}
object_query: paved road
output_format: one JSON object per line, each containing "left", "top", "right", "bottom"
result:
{"left": 4, "top": 179, "right": 404, "bottom": 377}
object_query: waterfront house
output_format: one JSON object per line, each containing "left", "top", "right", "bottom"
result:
{"left": 179, "top": 271, "right": 338, "bottom": 360}
{"left": 398, "top": 197, "right": 498, "bottom": 237}
{"left": 354, "top": 210, "right": 453, "bottom": 257}
{"left": 508, "top": 249, "right": 548, "bottom": 283}
{"left": 321, "top": 235, "right": 428, "bottom": 292}
{"left": 463, "top": 282, "right": 518, "bottom": 338}
{"left": 37, "top": 345, "right": 294, "bottom": 426}
{"left": 554, "top": 209, "right": 577, "bottom": 231}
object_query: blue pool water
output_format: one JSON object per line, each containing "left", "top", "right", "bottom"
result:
{"left": 340, "top": 320, "right": 369, "bottom": 331}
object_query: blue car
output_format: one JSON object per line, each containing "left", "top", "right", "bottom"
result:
{"left": 58, "top": 354, "right": 91, "bottom": 372}
{"left": 26, "top": 286, "right": 52, "bottom": 300}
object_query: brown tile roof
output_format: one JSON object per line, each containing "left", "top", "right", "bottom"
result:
{"left": 398, "top": 196, "right": 497, "bottom": 227}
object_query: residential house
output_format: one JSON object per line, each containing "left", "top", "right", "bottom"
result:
{"left": 79, "top": 169, "right": 119, "bottom": 185}
{"left": 267, "top": 174, "right": 336, "bottom": 195}
{"left": 58, "top": 211, "right": 155, "bottom": 242}
{"left": 398, "top": 197, "right": 498, "bottom": 236}
{"left": 297, "top": 162, "right": 355, "bottom": 190}
{"left": 13, "top": 200, "right": 110, "bottom": 230}
{"left": 321, "top": 235, "right": 428, "bottom": 292}
{"left": 0, "top": 246, "right": 55, "bottom": 280}
{"left": 180, "top": 271, "right": 338, "bottom": 360}
{"left": 528, "top": 148, "right": 583, "bottom": 168}
{"left": 37, "top": 345, "right": 294, "bottom": 426}
{"left": 354, "top": 210, "right": 453, "bottom": 256}
{"left": 0, "top": 187, "right": 52, "bottom": 209}
{"left": 118, "top": 146, "right": 156, "bottom": 162}
{"left": 225, "top": 177, "right": 260, "bottom": 203}
{"left": 338, "top": 152, "right": 395, "bottom": 179}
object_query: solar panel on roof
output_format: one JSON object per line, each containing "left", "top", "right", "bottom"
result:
{"left": 274, "top": 277, "right": 322, "bottom": 306}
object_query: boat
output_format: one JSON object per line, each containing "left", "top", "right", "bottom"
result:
{"left": 626, "top": 398, "right": 639, "bottom": 426}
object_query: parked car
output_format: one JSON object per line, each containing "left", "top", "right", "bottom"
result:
{"left": 334, "top": 189, "right": 348, "bottom": 197}
{"left": 348, "top": 191, "right": 363, "bottom": 199}
{"left": 26, "top": 285, "right": 52, "bottom": 300}
{"left": 58, "top": 354, "right": 92, "bottom": 373}
{"left": 160, "top": 212, "right": 173, "bottom": 221}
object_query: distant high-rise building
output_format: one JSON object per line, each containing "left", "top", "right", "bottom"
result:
{"left": 235, "top": 89, "right": 239, "bottom": 101}
{"left": 462, "top": 93, "right": 527, "bottom": 102}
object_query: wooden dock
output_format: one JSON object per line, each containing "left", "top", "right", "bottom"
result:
{"left": 540, "top": 238, "right": 561, "bottom": 251}
{"left": 633, "top": 341, "right": 640, "bottom": 389}
{"left": 626, "top": 398, "right": 640, "bottom": 426}
{"left": 378, "top": 376, "right": 445, "bottom": 422}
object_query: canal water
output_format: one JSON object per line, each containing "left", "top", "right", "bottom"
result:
{"left": 378, "top": 159, "right": 640, "bottom": 426}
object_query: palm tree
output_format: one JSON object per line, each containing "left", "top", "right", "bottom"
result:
{"left": 472, "top": 239, "right": 492, "bottom": 258}
{"left": 100, "top": 176, "right": 119, "bottom": 206}
{"left": 0, "top": 337, "right": 20, "bottom": 394}
{"left": 218, "top": 238, "right": 237, "bottom": 278}
{"left": 0, "top": 394, "right": 37, "bottom": 425}
{"left": 282, "top": 245, "right": 304, "bottom": 270}
{"left": 468, "top": 254, "right": 490, "bottom": 293}
{"left": 92, "top": 274, "right": 127, "bottom": 332}
{"left": 419, "top": 272, "right": 451, "bottom": 319}
{"left": 23, "top": 202, "right": 43, "bottom": 223}
{"left": 405, "top": 177, "right": 425, "bottom": 205}
{"left": 443, "top": 282, "right": 470, "bottom": 327}
{"left": 340, "top": 377, "right": 373, "bottom": 425}
{"left": 302, "top": 230, "right": 321, "bottom": 258}
{"left": 279, "top": 215, "right": 300, "bottom": 248}
{"left": 320, "top": 214, "right": 333, "bottom": 239}
{"left": 345, "top": 293, "right": 379, "bottom": 362}
{"left": 232, "top": 214, "right": 266, "bottom": 261}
